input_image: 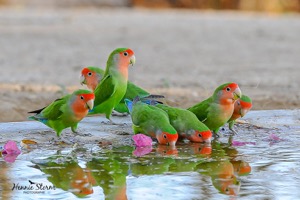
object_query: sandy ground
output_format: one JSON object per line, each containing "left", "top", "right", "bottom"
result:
{"left": 0, "top": 7, "right": 300, "bottom": 122}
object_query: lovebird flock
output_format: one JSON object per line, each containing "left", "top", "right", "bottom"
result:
{"left": 28, "top": 47, "right": 252, "bottom": 146}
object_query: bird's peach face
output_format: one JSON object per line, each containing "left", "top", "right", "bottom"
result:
{"left": 118, "top": 48, "right": 135, "bottom": 67}
{"left": 219, "top": 83, "right": 242, "bottom": 104}
{"left": 76, "top": 93, "right": 95, "bottom": 110}
{"left": 239, "top": 100, "right": 252, "bottom": 117}
{"left": 156, "top": 132, "right": 178, "bottom": 146}
{"left": 188, "top": 130, "right": 212, "bottom": 143}
{"left": 80, "top": 68, "right": 99, "bottom": 91}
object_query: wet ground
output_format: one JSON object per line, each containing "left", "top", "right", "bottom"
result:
{"left": 0, "top": 109, "right": 299, "bottom": 199}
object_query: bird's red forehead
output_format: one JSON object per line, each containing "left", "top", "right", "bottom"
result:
{"left": 197, "top": 130, "right": 212, "bottom": 140}
{"left": 81, "top": 68, "right": 91, "bottom": 75}
{"left": 120, "top": 48, "right": 134, "bottom": 56}
{"left": 78, "top": 93, "right": 95, "bottom": 100}
{"left": 163, "top": 132, "right": 178, "bottom": 142}
{"left": 223, "top": 82, "right": 238, "bottom": 90}
{"left": 240, "top": 100, "right": 252, "bottom": 109}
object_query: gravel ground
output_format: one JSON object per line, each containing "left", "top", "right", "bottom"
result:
{"left": 0, "top": 7, "right": 299, "bottom": 122}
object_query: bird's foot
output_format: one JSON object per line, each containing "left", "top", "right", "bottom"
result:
{"left": 221, "top": 127, "right": 238, "bottom": 136}
{"left": 231, "top": 129, "right": 239, "bottom": 135}
{"left": 112, "top": 111, "right": 129, "bottom": 117}
{"left": 223, "top": 128, "right": 238, "bottom": 136}
{"left": 228, "top": 135, "right": 234, "bottom": 145}
{"left": 72, "top": 131, "right": 92, "bottom": 137}
{"left": 50, "top": 137, "right": 73, "bottom": 145}
{"left": 101, "top": 119, "right": 125, "bottom": 126}
{"left": 71, "top": 126, "right": 78, "bottom": 134}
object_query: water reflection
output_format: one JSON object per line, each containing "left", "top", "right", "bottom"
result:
{"left": 25, "top": 141, "right": 250, "bottom": 199}
{"left": 33, "top": 155, "right": 95, "bottom": 198}
{"left": 0, "top": 162, "right": 12, "bottom": 199}
{"left": 87, "top": 146, "right": 133, "bottom": 199}
{"left": 195, "top": 140, "right": 242, "bottom": 196}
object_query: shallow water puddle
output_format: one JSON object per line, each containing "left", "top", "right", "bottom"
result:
{"left": 1, "top": 111, "right": 300, "bottom": 200}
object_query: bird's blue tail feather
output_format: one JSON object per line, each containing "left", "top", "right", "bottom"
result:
{"left": 124, "top": 99, "right": 133, "bottom": 114}
{"left": 28, "top": 116, "right": 48, "bottom": 124}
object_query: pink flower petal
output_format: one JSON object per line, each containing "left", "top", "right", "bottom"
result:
{"left": 269, "top": 134, "right": 280, "bottom": 141}
{"left": 133, "top": 146, "right": 152, "bottom": 157}
{"left": 2, "top": 140, "right": 21, "bottom": 155}
{"left": 232, "top": 141, "right": 256, "bottom": 147}
{"left": 132, "top": 134, "right": 153, "bottom": 147}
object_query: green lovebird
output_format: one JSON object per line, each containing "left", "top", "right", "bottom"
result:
{"left": 80, "top": 66, "right": 162, "bottom": 114}
{"left": 88, "top": 48, "right": 135, "bottom": 121}
{"left": 125, "top": 98, "right": 178, "bottom": 146}
{"left": 228, "top": 94, "right": 252, "bottom": 135}
{"left": 154, "top": 103, "right": 212, "bottom": 143}
{"left": 188, "top": 82, "right": 242, "bottom": 137}
{"left": 28, "top": 89, "right": 95, "bottom": 137}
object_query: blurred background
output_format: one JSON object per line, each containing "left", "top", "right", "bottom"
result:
{"left": 2, "top": 0, "right": 300, "bottom": 11}
{"left": 0, "top": 0, "right": 299, "bottom": 122}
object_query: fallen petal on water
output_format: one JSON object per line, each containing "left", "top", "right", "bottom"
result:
{"left": 2, "top": 140, "right": 21, "bottom": 155}
{"left": 132, "top": 134, "right": 153, "bottom": 147}
{"left": 232, "top": 141, "right": 256, "bottom": 147}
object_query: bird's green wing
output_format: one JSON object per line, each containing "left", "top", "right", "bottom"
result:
{"left": 132, "top": 124, "right": 144, "bottom": 134}
{"left": 115, "top": 82, "right": 152, "bottom": 113}
{"left": 123, "top": 81, "right": 150, "bottom": 100}
{"left": 94, "top": 75, "right": 116, "bottom": 106}
{"left": 188, "top": 97, "right": 212, "bottom": 122}
{"left": 41, "top": 95, "right": 70, "bottom": 120}
{"left": 132, "top": 103, "right": 169, "bottom": 127}
{"left": 155, "top": 104, "right": 178, "bottom": 120}
{"left": 149, "top": 105, "right": 169, "bottom": 119}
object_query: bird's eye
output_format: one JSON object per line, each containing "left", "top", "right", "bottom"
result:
{"left": 163, "top": 134, "right": 167, "bottom": 139}
{"left": 80, "top": 96, "right": 84, "bottom": 100}
{"left": 198, "top": 133, "right": 202, "bottom": 138}
{"left": 226, "top": 87, "right": 231, "bottom": 91}
{"left": 237, "top": 101, "right": 241, "bottom": 105}
{"left": 88, "top": 72, "right": 92, "bottom": 76}
{"left": 123, "top": 52, "right": 128, "bottom": 56}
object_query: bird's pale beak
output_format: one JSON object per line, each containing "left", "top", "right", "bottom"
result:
{"left": 233, "top": 87, "right": 242, "bottom": 100}
{"left": 130, "top": 55, "right": 136, "bottom": 66}
{"left": 240, "top": 109, "right": 249, "bottom": 117}
{"left": 168, "top": 140, "right": 176, "bottom": 146}
{"left": 80, "top": 75, "right": 86, "bottom": 85}
{"left": 204, "top": 138, "right": 212, "bottom": 143}
{"left": 86, "top": 99, "right": 94, "bottom": 110}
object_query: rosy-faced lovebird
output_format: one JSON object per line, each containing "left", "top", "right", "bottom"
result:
{"left": 154, "top": 103, "right": 212, "bottom": 143}
{"left": 80, "top": 66, "right": 103, "bottom": 91}
{"left": 125, "top": 98, "right": 178, "bottom": 146}
{"left": 188, "top": 82, "right": 242, "bottom": 137}
{"left": 28, "top": 89, "right": 95, "bottom": 137}
{"left": 88, "top": 48, "right": 135, "bottom": 121}
{"left": 228, "top": 94, "right": 252, "bottom": 135}
{"left": 80, "top": 66, "right": 159, "bottom": 114}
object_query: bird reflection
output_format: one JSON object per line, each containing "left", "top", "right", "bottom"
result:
{"left": 30, "top": 141, "right": 250, "bottom": 198}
